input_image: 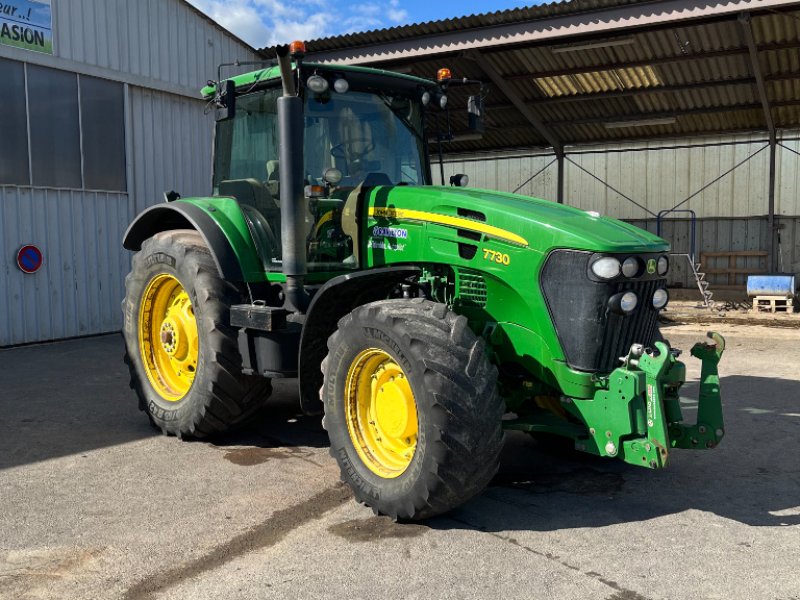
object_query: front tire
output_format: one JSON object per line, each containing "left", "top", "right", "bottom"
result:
{"left": 122, "top": 229, "right": 271, "bottom": 438}
{"left": 322, "top": 299, "right": 504, "bottom": 520}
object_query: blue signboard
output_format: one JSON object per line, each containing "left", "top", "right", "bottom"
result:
{"left": 0, "top": 0, "right": 52, "bottom": 54}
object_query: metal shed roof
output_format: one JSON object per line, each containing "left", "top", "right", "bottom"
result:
{"left": 261, "top": 0, "right": 800, "bottom": 153}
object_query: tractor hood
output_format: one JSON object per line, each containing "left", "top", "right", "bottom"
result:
{"left": 372, "top": 185, "right": 668, "bottom": 254}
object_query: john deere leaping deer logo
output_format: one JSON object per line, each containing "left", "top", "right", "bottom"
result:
{"left": 647, "top": 258, "right": 657, "bottom": 274}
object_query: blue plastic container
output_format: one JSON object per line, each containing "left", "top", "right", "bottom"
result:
{"left": 746, "top": 274, "right": 796, "bottom": 297}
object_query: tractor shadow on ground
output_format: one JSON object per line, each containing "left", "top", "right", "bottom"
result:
{"left": 432, "top": 375, "right": 800, "bottom": 532}
{"left": 0, "top": 336, "right": 325, "bottom": 470}
{"left": 202, "top": 378, "right": 329, "bottom": 451}
{"left": 0, "top": 335, "right": 157, "bottom": 471}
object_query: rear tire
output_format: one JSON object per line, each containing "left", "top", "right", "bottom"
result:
{"left": 322, "top": 298, "right": 504, "bottom": 520}
{"left": 122, "top": 229, "right": 271, "bottom": 438}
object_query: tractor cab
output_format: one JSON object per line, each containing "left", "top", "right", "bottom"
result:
{"left": 209, "top": 62, "right": 435, "bottom": 273}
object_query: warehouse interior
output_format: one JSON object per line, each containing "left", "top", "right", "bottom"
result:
{"left": 289, "top": 0, "right": 800, "bottom": 291}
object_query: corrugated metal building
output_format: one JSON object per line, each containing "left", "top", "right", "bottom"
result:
{"left": 0, "top": 0, "right": 257, "bottom": 346}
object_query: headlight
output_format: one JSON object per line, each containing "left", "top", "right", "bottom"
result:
{"left": 657, "top": 255, "right": 669, "bottom": 276}
{"left": 421, "top": 91, "right": 430, "bottom": 106}
{"left": 622, "top": 257, "right": 641, "bottom": 278}
{"left": 652, "top": 288, "right": 669, "bottom": 309}
{"left": 449, "top": 173, "right": 469, "bottom": 187}
{"left": 439, "top": 94, "right": 448, "bottom": 109}
{"left": 620, "top": 292, "right": 638, "bottom": 313}
{"left": 608, "top": 291, "right": 638, "bottom": 314}
{"left": 333, "top": 78, "right": 349, "bottom": 93}
{"left": 591, "top": 257, "right": 621, "bottom": 279}
{"left": 306, "top": 75, "right": 329, "bottom": 93}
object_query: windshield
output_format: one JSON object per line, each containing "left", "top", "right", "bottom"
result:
{"left": 211, "top": 81, "right": 429, "bottom": 274}
{"left": 304, "top": 90, "right": 427, "bottom": 187}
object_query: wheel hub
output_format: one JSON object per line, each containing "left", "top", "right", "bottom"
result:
{"left": 160, "top": 320, "right": 178, "bottom": 354}
{"left": 374, "top": 374, "right": 415, "bottom": 440}
{"left": 345, "top": 349, "right": 418, "bottom": 478}
{"left": 138, "top": 274, "right": 199, "bottom": 401}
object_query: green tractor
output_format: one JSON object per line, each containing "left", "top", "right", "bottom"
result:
{"left": 122, "top": 43, "right": 725, "bottom": 520}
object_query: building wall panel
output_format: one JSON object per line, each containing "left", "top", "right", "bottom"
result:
{"left": 128, "top": 86, "right": 214, "bottom": 214}
{"left": 48, "top": 0, "right": 255, "bottom": 95}
{"left": 0, "top": 86, "right": 218, "bottom": 346}
{"left": 627, "top": 217, "right": 800, "bottom": 289}
{"left": 777, "top": 139, "right": 800, "bottom": 216}
{"left": 447, "top": 133, "right": 791, "bottom": 220}
{"left": 0, "top": 187, "right": 129, "bottom": 346}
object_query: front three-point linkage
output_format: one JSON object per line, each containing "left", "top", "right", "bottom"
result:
{"left": 570, "top": 332, "right": 726, "bottom": 470}
{"left": 669, "top": 332, "right": 726, "bottom": 450}
{"left": 627, "top": 332, "right": 726, "bottom": 469}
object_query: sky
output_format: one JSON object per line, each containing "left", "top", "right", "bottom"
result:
{"left": 185, "top": 0, "right": 543, "bottom": 48}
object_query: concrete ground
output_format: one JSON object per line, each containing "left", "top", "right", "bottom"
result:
{"left": 1, "top": 324, "right": 798, "bottom": 600}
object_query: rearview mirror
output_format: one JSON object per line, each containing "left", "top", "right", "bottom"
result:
{"left": 467, "top": 95, "right": 484, "bottom": 133}
{"left": 215, "top": 79, "right": 236, "bottom": 121}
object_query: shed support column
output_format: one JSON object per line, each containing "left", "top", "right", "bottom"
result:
{"left": 557, "top": 152, "right": 565, "bottom": 204}
{"left": 767, "top": 134, "right": 777, "bottom": 271}
{"left": 740, "top": 12, "right": 777, "bottom": 272}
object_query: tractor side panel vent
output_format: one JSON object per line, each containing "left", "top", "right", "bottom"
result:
{"left": 457, "top": 208, "right": 486, "bottom": 222}
{"left": 457, "top": 228, "right": 481, "bottom": 241}
{"left": 458, "top": 271, "right": 487, "bottom": 307}
{"left": 458, "top": 243, "right": 478, "bottom": 259}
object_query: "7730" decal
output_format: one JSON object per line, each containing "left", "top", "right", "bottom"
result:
{"left": 482, "top": 248, "right": 510, "bottom": 265}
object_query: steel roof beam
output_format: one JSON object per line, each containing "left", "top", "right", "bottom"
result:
{"left": 739, "top": 13, "right": 776, "bottom": 137}
{"left": 434, "top": 126, "right": 784, "bottom": 152}
{"left": 491, "top": 76, "right": 759, "bottom": 109}
{"left": 468, "top": 50, "right": 564, "bottom": 154}
{"left": 499, "top": 40, "right": 800, "bottom": 82}
{"left": 434, "top": 98, "right": 799, "bottom": 135}
{"left": 544, "top": 99, "right": 800, "bottom": 127}
{"left": 304, "top": 0, "right": 800, "bottom": 65}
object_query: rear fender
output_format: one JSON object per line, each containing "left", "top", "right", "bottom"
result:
{"left": 123, "top": 199, "right": 264, "bottom": 281}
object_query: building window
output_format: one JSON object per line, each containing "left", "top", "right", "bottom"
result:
{"left": 0, "top": 58, "right": 30, "bottom": 185}
{"left": 0, "top": 61, "right": 127, "bottom": 191}
{"left": 27, "top": 63, "right": 82, "bottom": 188}
{"left": 80, "top": 75, "right": 126, "bottom": 191}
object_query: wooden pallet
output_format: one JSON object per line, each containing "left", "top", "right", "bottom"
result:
{"left": 751, "top": 295, "right": 795, "bottom": 313}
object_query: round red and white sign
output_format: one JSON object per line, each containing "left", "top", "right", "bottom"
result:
{"left": 17, "top": 245, "right": 44, "bottom": 274}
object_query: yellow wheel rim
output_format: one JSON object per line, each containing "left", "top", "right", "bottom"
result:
{"left": 345, "top": 348, "right": 418, "bottom": 478}
{"left": 138, "top": 274, "right": 199, "bottom": 401}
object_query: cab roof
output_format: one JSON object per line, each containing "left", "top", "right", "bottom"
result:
{"left": 201, "top": 62, "right": 434, "bottom": 98}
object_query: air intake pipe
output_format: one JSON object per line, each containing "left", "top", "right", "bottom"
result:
{"left": 276, "top": 45, "right": 310, "bottom": 313}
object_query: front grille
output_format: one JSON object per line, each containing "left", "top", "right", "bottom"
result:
{"left": 540, "top": 250, "right": 663, "bottom": 373}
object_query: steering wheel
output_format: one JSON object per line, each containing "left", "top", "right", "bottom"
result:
{"left": 330, "top": 139, "right": 376, "bottom": 165}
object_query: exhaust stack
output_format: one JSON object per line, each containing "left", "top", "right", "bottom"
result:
{"left": 276, "top": 44, "right": 309, "bottom": 313}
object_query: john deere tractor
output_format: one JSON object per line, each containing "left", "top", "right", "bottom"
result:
{"left": 122, "top": 43, "right": 725, "bottom": 520}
